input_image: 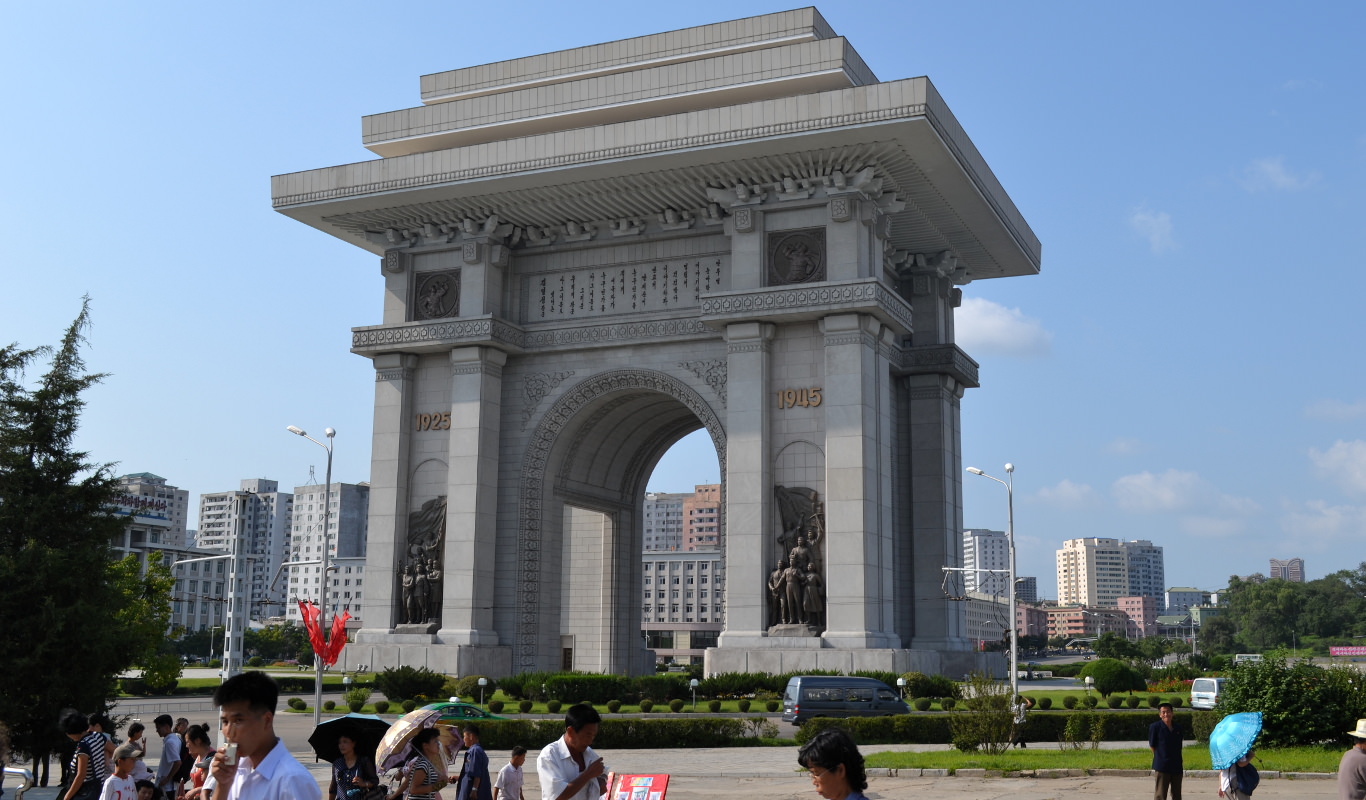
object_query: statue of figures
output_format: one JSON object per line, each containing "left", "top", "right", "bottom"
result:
{"left": 774, "top": 486, "right": 820, "bottom": 553}
{"left": 426, "top": 556, "right": 442, "bottom": 620}
{"left": 789, "top": 535, "right": 813, "bottom": 574}
{"left": 401, "top": 564, "right": 419, "bottom": 624}
{"left": 782, "top": 560, "right": 803, "bottom": 625}
{"left": 414, "top": 560, "right": 430, "bottom": 622}
{"left": 802, "top": 563, "right": 825, "bottom": 628}
{"left": 768, "top": 559, "right": 788, "bottom": 627}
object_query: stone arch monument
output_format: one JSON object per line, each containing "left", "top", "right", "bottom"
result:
{"left": 273, "top": 8, "right": 1040, "bottom": 677}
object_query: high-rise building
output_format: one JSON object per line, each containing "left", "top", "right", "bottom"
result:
{"left": 643, "top": 492, "right": 688, "bottom": 551}
{"left": 1016, "top": 576, "right": 1038, "bottom": 605}
{"left": 285, "top": 482, "right": 370, "bottom": 624}
{"left": 196, "top": 479, "right": 294, "bottom": 621}
{"left": 114, "top": 473, "right": 191, "bottom": 550}
{"left": 641, "top": 547, "right": 723, "bottom": 665}
{"left": 1269, "top": 557, "right": 1305, "bottom": 583}
{"left": 1056, "top": 538, "right": 1165, "bottom": 608}
{"left": 962, "top": 529, "right": 1009, "bottom": 596}
{"left": 683, "top": 484, "right": 721, "bottom": 550}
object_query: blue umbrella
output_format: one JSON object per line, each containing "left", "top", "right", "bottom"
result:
{"left": 1209, "top": 711, "right": 1262, "bottom": 770}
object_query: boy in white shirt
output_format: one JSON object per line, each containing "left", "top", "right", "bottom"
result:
{"left": 101, "top": 744, "right": 141, "bottom": 800}
{"left": 491, "top": 747, "right": 525, "bottom": 800}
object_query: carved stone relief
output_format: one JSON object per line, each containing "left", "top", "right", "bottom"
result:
{"left": 411, "top": 270, "right": 461, "bottom": 320}
{"left": 768, "top": 486, "right": 826, "bottom": 631}
{"left": 767, "top": 228, "right": 826, "bottom": 286}
{"left": 398, "top": 496, "right": 446, "bottom": 626}
{"left": 679, "top": 359, "right": 727, "bottom": 406}
{"left": 521, "top": 370, "right": 575, "bottom": 429}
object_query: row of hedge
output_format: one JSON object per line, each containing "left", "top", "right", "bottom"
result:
{"left": 120, "top": 675, "right": 327, "bottom": 696}
{"left": 796, "top": 709, "right": 1205, "bottom": 745}
{"left": 448, "top": 717, "right": 756, "bottom": 750}
{"left": 494, "top": 669, "right": 957, "bottom": 704}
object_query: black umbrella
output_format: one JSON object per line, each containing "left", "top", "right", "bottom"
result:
{"left": 309, "top": 713, "right": 392, "bottom": 764}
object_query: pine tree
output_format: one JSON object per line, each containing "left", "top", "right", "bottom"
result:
{"left": 0, "top": 299, "right": 172, "bottom": 780}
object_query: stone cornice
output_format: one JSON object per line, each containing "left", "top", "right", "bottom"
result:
{"left": 897, "top": 343, "right": 979, "bottom": 388}
{"left": 351, "top": 314, "right": 718, "bottom": 357}
{"left": 700, "top": 278, "right": 913, "bottom": 335}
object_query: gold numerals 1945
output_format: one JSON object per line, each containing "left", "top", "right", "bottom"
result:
{"left": 416, "top": 412, "right": 451, "bottom": 431}
{"left": 777, "top": 387, "right": 822, "bottom": 409}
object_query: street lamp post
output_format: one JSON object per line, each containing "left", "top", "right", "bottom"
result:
{"left": 478, "top": 677, "right": 488, "bottom": 709}
{"left": 288, "top": 425, "right": 336, "bottom": 727}
{"left": 966, "top": 463, "right": 1017, "bottom": 706}
{"left": 690, "top": 678, "right": 699, "bottom": 710}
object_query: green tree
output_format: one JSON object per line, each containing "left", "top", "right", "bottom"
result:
{"left": 1217, "top": 651, "right": 1366, "bottom": 746}
{"left": 0, "top": 301, "right": 172, "bottom": 779}
{"left": 1197, "top": 615, "right": 1238, "bottom": 655}
{"left": 1095, "top": 632, "right": 1141, "bottom": 661}
{"left": 1078, "top": 658, "right": 1145, "bottom": 698}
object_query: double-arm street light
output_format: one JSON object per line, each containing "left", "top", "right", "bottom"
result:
{"left": 966, "top": 463, "right": 1017, "bottom": 705}
{"left": 287, "top": 425, "right": 335, "bottom": 727}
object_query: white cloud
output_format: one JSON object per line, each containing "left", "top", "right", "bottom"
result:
{"left": 1128, "top": 207, "right": 1176, "bottom": 253}
{"left": 1111, "top": 469, "right": 1260, "bottom": 515}
{"left": 1280, "top": 500, "right": 1366, "bottom": 551}
{"left": 1305, "top": 399, "right": 1366, "bottom": 422}
{"left": 1033, "top": 479, "right": 1099, "bottom": 510}
{"left": 1240, "top": 156, "right": 1320, "bottom": 192}
{"left": 1308, "top": 440, "right": 1366, "bottom": 494}
{"left": 1179, "top": 516, "right": 1246, "bottom": 538}
{"left": 955, "top": 297, "right": 1053, "bottom": 358}
{"left": 1105, "top": 437, "right": 1147, "bottom": 456}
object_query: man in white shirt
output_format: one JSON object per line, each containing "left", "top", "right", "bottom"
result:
{"left": 537, "top": 706, "right": 606, "bottom": 800}
{"left": 208, "top": 671, "right": 320, "bottom": 800}
{"left": 152, "top": 716, "right": 181, "bottom": 797}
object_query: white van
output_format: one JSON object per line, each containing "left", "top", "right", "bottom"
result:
{"left": 1190, "top": 677, "right": 1226, "bottom": 710}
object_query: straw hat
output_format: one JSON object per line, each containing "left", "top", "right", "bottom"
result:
{"left": 1348, "top": 719, "right": 1366, "bottom": 739}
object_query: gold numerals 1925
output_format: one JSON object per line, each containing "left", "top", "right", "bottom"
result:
{"left": 415, "top": 412, "right": 451, "bottom": 431}
{"left": 777, "top": 387, "right": 823, "bottom": 409}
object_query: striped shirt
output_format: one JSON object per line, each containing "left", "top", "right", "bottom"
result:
{"left": 70, "top": 731, "right": 109, "bottom": 789}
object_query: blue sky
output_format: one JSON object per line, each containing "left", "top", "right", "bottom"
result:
{"left": 3, "top": 2, "right": 1362, "bottom": 600}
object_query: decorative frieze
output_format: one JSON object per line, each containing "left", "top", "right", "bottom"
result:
{"left": 524, "top": 318, "right": 712, "bottom": 347}
{"left": 522, "top": 258, "right": 725, "bottom": 323}
{"left": 383, "top": 250, "right": 406, "bottom": 274}
{"left": 375, "top": 367, "right": 416, "bottom": 382}
{"left": 679, "top": 359, "right": 728, "bottom": 406}
{"left": 701, "top": 279, "right": 914, "bottom": 334}
{"left": 900, "top": 344, "right": 979, "bottom": 388}
{"left": 521, "top": 371, "right": 575, "bottom": 429}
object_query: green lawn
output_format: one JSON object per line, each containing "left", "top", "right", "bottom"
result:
{"left": 864, "top": 746, "right": 1342, "bottom": 773}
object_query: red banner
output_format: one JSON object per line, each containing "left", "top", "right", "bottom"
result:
{"left": 1331, "top": 646, "right": 1366, "bottom": 657}
{"left": 298, "top": 601, "right": 326, "bottom": 657}
{"left": 324, "top": 610, "right": 351, "bottom": 666}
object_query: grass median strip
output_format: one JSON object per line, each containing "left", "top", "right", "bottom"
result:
{"left": 864, "top": 746, "right": 1342, "bottom": 773}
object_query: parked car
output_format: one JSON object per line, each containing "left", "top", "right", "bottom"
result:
{"left": 421, "top": 701, "right": 505, "bottom": 723}
{"left": 781, "top": 676, "right": 909, "bottom": 726}
{"left": 1189, "top": 677, "right": 1227, "bottom": 710}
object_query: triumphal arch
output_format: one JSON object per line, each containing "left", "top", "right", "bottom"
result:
{"left": 273, "top": 8, "right": 1039, "bottom": 678}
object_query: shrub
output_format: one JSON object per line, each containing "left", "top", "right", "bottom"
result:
{"left": 247, "top": 656, "right": 266, "bottom": 668}
{"left": 765, "top": 700, "right": 779, "bottom": 713}
{"left": 545, "top": 675, "right": 631, "bottom": 705}
{"left": 913, "top": 698, "right": 932, "bottom": 711}
{"left": 518, "top": 700, "right": 533, "bottom": 714}
{"left": 1062, "top": 696, "right": 1078, "bottom": 709}
{"left": 1126, "top": 696, "right": 1141, "bottom": 709}
{"left": 1169, "top": 696, "right": 1183, "bottom": 708}
{"left": 1083, "top": 696, "right": 1098, "bottom": 708}
{"left": 1037, "top": 697, "right": 1052, "bottom": 710}
{"left": 669, "top": 699, "right": 684, "bottom": 712}
{"left": 1191, "top": 710, "right": 1220, "bottom": 742}
{"left": 1148, "top": 695, "right": 1161, "bottom": 708}
{"left": 348, "top": 700, "right": 364, "bottom": 712}
{"left": 1079, "top": 658, "right": 1146, "bottom": 698}
{"left": 401, "top": 699, "right": 417, "bottom": 712}
{"left": 288, "top": 697, "right": 306, "bottom": 710}
{"left": 941, "top": 698, "right": 956, "bottom": 711}
{"left": 946, "top": 672, "right": 1012, "bottom": 755}
{"left": 634, "top": 675, "right": 689, "bottom": 703}
{"left": 639, "top": 699, "right": 654, "bottom": 713}
{"left": 707, "top": 700, "right": 721, "bottom": 713}
{"left": 1061, "top": 710, "right": 1104, "bottom": 750}
{"left": 374, "top": 701, "right": 390, "bottom": 714}
{"left": 1106, "top": 696, "right": 1123, "bottom": 709}
{"left": 738, "top": 699, "right": 751, "bottom": 713}
{"left": 900, "top": 671, "right": 958, "bottom": 699}
{"left": 489, "top": 700, "right": 505, "bottom": 713}
{"left": 547, "top": 700, "right": 562, "bottom": 714}
{"left": 344, "top": 687, "right": 372, "bottom": 708}
{"left": 606, "top": 700, "right": 621, "bottom": 713}
{"left": 323, "top": 700, "right": 336, "bottom": 711}
{"left": 376, "top": 666, "right": 447, "bottom": 702}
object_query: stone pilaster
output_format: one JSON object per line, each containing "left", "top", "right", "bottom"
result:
{"left": 358, "top": 353, "right": 417, "bottom": 636}
{"left": 820, "top": 313, "right": 899, "bottom": 648}
{"left": 457, "top": 234, "right": 511, "bottom": 318}
{"left": 899, "top": 259, "right": 975, "bottom": 653}
{"left": 717, "top": 321, "right": 774, "bottom": 643}
{"left": 440, "top": 346, "right": 507, "bottom": 645}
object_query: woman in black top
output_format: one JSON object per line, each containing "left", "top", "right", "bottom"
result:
{"left": 329, "top": 735, "right": 380, "bottom": 800}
